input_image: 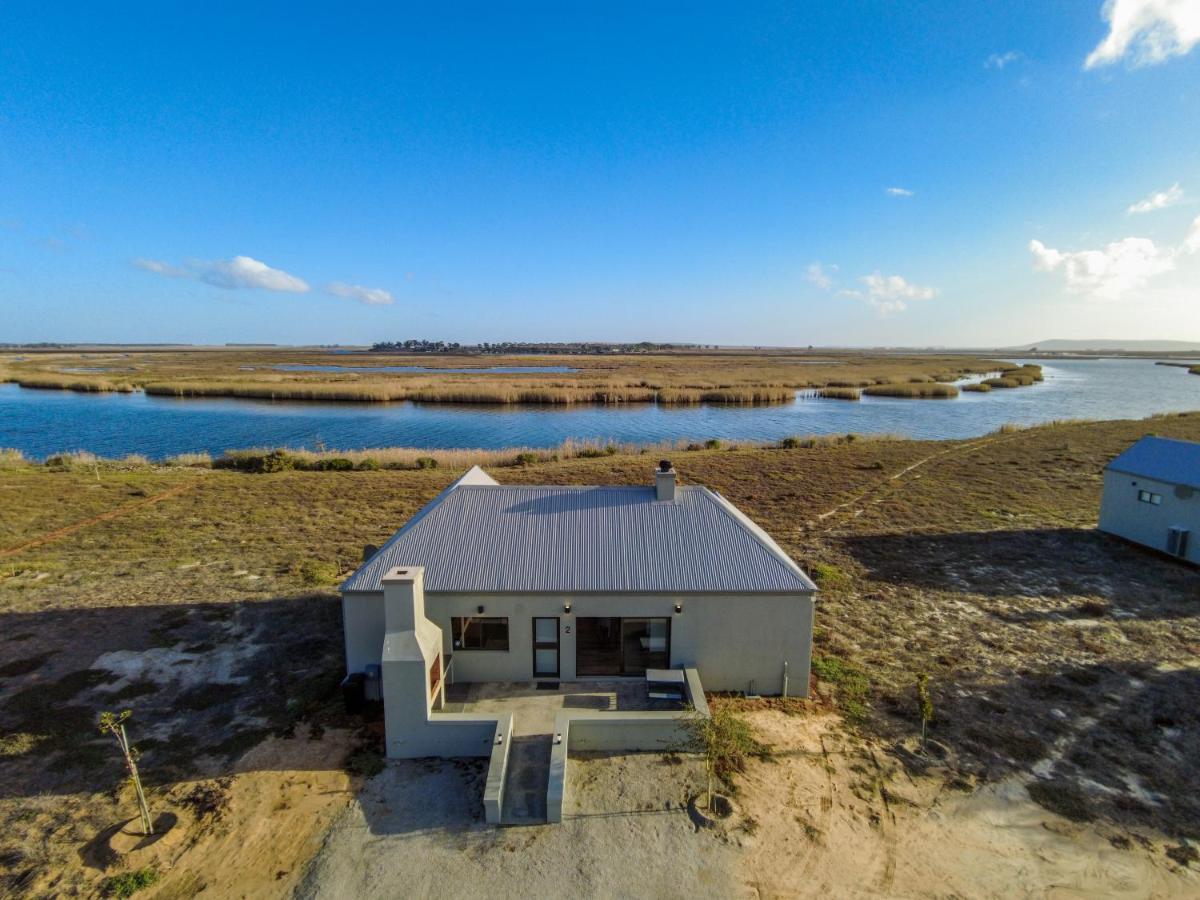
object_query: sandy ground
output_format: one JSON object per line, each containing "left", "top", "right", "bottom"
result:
{"left": 296, "top": 711, "right": 1198, "bottom": 900}
{"left": 296, "top": 751, "right": 744, "bottom": 899}
{"left": 738, "top": 710, "right": 1197, "bottom": 899}
{"left": 103, "top": 729, "right": 358, "bottom": 900}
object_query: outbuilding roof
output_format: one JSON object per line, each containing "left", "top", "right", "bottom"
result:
{"left": 341, "top": 466, "right": 815, "bottom": 594}
{"left": 1106, "top": 435, "right": 1200, "bottom": 490}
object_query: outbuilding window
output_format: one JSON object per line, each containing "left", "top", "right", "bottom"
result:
{"left": 1138, "top": 489, "right": 1162, "bottom": 505}
{"left": 452, "top": 616, "right": 510, "bottom": 651}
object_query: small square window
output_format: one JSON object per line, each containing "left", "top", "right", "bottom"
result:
{"left": 1137, "top": 489, "right": 1162, "bottom": 505}
{"left": 452, "top": 617, "right": 509, "bottom": 651}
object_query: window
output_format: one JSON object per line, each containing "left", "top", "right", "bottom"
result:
{"left": 452, "top": 616, "right": 509, "bottom": 651}
{"left": 1138, "top": 489, "right": 1162, "bottom": 505}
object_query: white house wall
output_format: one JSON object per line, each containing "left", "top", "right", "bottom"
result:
{"left": 344, "top": 589, "right": 814, "bottom": 696}
{"left": 1099, "top": 471, "right": 1200, "bottom": 564}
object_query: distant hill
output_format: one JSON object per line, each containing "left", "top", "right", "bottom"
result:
{"left": 1006, "top": 339, "right": 1200, "bottom": 353}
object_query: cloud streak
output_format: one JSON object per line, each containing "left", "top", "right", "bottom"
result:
{"left": 1127, "top": 182, "right": 1183, "bottom": 214}
{"left": 985, "top": 51, "right": 1021, "bottom": 69}
{"left": 805, "top": 262, "right": 836, "bottom": 290}
{"left": 327, "top": 281, "right": 395, "bottom": 305}
{"left": 885, "top": 186, "right": 914, "bottom": 197}
{"left": 134, "top": 255, "right": 310, "bottom": 293}
{"left": 1085, "top": 0, "right": 1200, "bottom": 68}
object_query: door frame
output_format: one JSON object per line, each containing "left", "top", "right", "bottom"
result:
{"left": 532, "top": 616, "right": 560, "bottom": 678}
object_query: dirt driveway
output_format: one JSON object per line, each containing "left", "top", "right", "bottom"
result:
{"left": 297, "top": 711, "right": 1199, "bottom": 900}
{"left": 296, "top": 752, "right": 744, "bottom": 900}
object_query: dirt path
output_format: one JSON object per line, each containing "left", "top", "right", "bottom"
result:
{"left": 0, "top": 477, "right": 201, "bottom": 560}
{"left": 806, "top": 432, "right": 1016, "bottom": 533}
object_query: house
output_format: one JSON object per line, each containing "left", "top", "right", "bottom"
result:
{"left": 340, "top": 461, "right": 816, "bottom": 761}
{"left": 1099, "top": 435, "right": 1200, "bottom": 564}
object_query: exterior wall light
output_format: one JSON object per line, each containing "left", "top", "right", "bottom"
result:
{"left": 477, "top": 605, "right": 485, "bottom": 615}
{"left": 563, "top": 601, "right": 572, "bottom": 614}
{"left": 674, "top": 602, "right": 683, "bottom": 615}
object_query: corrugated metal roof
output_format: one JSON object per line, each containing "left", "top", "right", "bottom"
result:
{"left": 1107, "top": 436, "right": 1200, "bottom": 490}
{"left": 341, "top": 467, "right": 815, "bottom": 594}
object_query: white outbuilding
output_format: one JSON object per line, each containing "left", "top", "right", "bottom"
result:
{"left": 1099, "top": 435, "right": 1200, "bottom": 564}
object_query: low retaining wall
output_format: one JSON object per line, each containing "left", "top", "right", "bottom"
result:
{"left": 546, "top": 667, "right": 708, "bottom": 823}
{"left": 482, "top": 714, "right": 513, "bottom": 825}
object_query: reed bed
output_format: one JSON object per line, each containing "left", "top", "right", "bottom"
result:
{"left": 12, "top": 375, "right": 135, "bottom": 393}
{"left": 817, "top": 387, "right": 861, "bottom": 400}
{"left": 962, "top": 383, "right": 991, "bottom": 392}
{"left": 862, "top": 383, "right": 959, "bottom": 399}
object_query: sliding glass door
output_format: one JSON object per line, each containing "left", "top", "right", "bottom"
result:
{"left": 576, "top": 616, "right": 670, "bottom": 676}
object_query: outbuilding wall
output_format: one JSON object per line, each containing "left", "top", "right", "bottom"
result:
{"left": 344, "top": 589, "right": 814, "bottom": 695}
{"left": 1099, "top": 470, "right": 1200, "bottom": 564}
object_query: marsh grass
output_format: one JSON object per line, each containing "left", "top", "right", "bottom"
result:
{"left": 2, "top": 349, "right": 1012, "bottom": 406}
{"left": 817, "top": 387, "right": 861, "bottom": 400}
{"left": 862, "top": 383, "right": 959, "bottom": 399}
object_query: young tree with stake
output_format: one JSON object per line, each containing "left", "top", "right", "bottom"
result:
{"left": 98, "top": 710, "right": 153, "bottom": 835}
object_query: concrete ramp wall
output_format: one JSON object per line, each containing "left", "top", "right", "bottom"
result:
{"left": 546, "top": 668, "right": 708, "bottom": 823}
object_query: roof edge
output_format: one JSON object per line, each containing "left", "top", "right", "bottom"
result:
{"left": 700, "top": 488, "right": 818, "bottom": 592}
{"left": 339, "top": 465, "right": 499, "bottom": 591}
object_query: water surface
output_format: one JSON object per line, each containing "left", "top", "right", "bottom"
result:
{"left": 0, "top": 359, "right": 1195, "bottom": 459}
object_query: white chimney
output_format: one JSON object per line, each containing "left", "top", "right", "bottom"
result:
{"left": 381, "top": 566, "right": 426, "bottom": 632}
{"left": 655, "top": 460, "right": 677, "bottom": 502}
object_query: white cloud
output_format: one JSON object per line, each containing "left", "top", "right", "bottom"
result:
{"left": 885, "top": 186, "right": 915, "bottom": 197}
{"left": 841, "top": 272, "right": 937, "bottom": 316}
{"left": 327, "top": 281, "right": 395, "bottom": 306}
{"left": 1029, "top": 236, "right": 1176, "bottom": 299}
{"left": 1183, "top": 214, "right": 1200, "bottom": 255}
{"left": 134, "top": 255, "right": 309, "bottom": 293}
{"left": 133, "top": 258, "right": 188, "bottom": 277}
{"left": 1127, "top": 182, "right": 1183, "bottom": 214}
{"left": 1031, "top": 214, "right": 1200, "bottom": 299}
{"left": 1085, "top": 0, "right": 1200, "bottom": 68}
{"left": 805, "top": 262, "right": 836, "bottom": 290}
{"left": 985, "top": 50, "right": 1021, "bottom": 69}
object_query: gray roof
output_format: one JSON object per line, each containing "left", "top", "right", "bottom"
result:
{"left": 342, "top": 467, "right": 815, "bottom": 594}
{"left": 1107, "top": 436, "right": 1200, "bottom": 490}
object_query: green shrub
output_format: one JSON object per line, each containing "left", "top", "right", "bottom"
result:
{"left": 101, "top": 867, "right": 159, "bottom": 898}
{"left": 704, "top": 439, "right": 722, "bottom": 450}
{"left": 513, "top": 452, "right": 539, "bottom": 466}
{"left": 356, "top": 457, "right": 380, "bottom": 471}
{"left": 316, "top": 457, "right": 354, "bottom": 471}
{"left": 809, "top": 561, "right": 849, "bottom": 588}
{"left": 778, "top": 436, "right": 806, "bottom": 449}
{"left": 294, "top": 560, "right": 339, "bottom": 586}
{"left": 811, "top": 654, "right": 871, "bottom": 722}
{"left": 415, "top": 456, "right": 438, "bottom": 470}
{"left": 345, "top": 747, "right": 386, "bottom": 777}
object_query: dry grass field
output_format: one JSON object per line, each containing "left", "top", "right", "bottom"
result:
{"left": 1, "top": 413, "right": 1198, "bottom": 894}
{"left": 0, "top": 347, "right": 1019, "bottom": 405}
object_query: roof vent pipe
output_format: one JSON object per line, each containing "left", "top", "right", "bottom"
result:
{"left": 655, "top": 461, "right": 677, "bottom": 502}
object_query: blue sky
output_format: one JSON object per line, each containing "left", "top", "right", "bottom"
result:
{"left": 1, "top": 1, "right": 1198, "bottom": 347}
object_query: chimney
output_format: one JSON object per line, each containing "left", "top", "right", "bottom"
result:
{"left": 381, "top": 566, "right": 426, "bottom": 632}
{"left": 655, "top": 459, "right": 677, "bottom": 502}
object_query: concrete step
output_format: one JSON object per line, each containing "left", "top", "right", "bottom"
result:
{"left": 500, "top": 734, "right": 551, "bottom": 826}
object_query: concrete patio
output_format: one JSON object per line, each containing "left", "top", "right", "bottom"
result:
{"left": 439, "top": 680, "right": 686, "bottom": 735}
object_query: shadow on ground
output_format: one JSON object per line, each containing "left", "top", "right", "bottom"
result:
{"left": 0, "top": 595, "right": 353, "bottom": 802}
{"left": 840, "top": 526, "right": 1199, "bottom": 618}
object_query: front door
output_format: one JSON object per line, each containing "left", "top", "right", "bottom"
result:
{"left": 532, "top": 617, "right": 559, "bottom": 678}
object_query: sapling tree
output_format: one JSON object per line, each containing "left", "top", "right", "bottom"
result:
{"left": 683, "top": 705, "right": 765, "bottom": 809}
{"left": 916, "top": 673, "right": 934, "bottom": 748}
{"left": 98, "top": 709, "right": 153, "bottom": 835}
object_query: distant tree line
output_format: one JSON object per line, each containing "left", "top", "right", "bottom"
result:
{"left": 369, "top": 340, "right": 701, "bottom": 355}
